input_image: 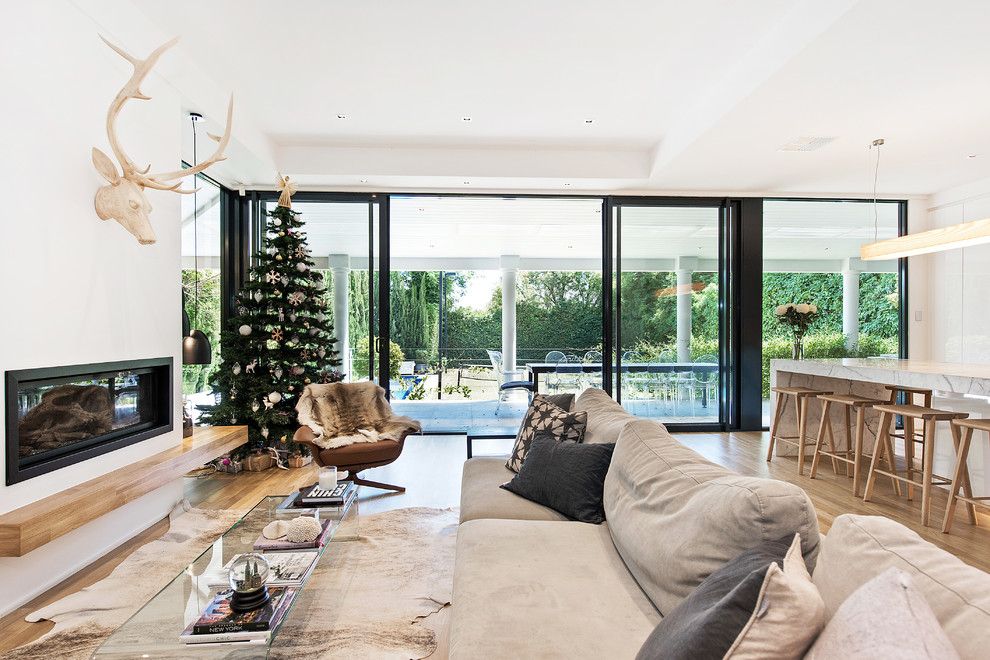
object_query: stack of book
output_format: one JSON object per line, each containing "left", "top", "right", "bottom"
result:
{"left": 277, "top": 481, "right": 357, "bottom": 510}
{"left": 252, "top": 518, "right": 336, "bottom": 552}
{"left": 179, "top": 586, "right": 298, "bottom": 645}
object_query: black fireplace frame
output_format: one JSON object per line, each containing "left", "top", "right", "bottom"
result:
{"left": 5, "top": 357, "right": 173, "bottom": 485}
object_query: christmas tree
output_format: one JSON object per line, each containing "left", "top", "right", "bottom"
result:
{"left": 204, "top": 176, "right": 341, "bottom": 456}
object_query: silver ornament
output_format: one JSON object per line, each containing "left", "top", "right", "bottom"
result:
{"left": 254, "top": 290, "right": 263, "bottom": 303}
{"left": 232, "top": 362, "right": 241, "bottom": 375}
{"left": 239, "top": 324, "right": 252, "bottom": 336}
{"left": 296, "top": 262, "right": 307, "bottom": 272}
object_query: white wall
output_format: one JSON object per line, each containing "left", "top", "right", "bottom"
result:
{"left": 926, "top": 176, "right": 990, "bottom": 363}
{"left": 0, "top": 1, "right": 186, "bottom": 615}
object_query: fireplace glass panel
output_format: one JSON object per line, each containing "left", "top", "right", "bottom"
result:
{"left": 15, "top": 369, "right": 158, "bottom": 465}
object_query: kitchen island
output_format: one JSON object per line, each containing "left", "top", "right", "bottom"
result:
{"left": 770, "top": 358, "right": 990, "bottom": 492}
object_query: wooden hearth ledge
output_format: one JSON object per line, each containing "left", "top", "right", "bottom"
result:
{"left": 0, "top": 426, "right": 246, "bottom": 557}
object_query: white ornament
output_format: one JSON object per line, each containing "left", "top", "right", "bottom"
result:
{"left": 286, "top": 516, "right": 322, "bottom": 543}
{"left": 291, "top": 366, "right": 305, "bottom": 375}
{"left": 315, "top": 312, "right": 325, "bottom": 322}
{"left": 289, "top": 313, "right": 297, "bottom": 322}
{"left": 281, "top": 276, "right": 289, "bottom": 286}
{"left": 262, "top": 520, "right": 288, "bottom": 540}
{"left": 265, "top": 270, "right": 280, "bottom": 284}
{"left": 296, "top": 262, "right": 308, "bottom": 272}
{"left": 317, "top": 347, "right": 326, "bottom": 359}
{"left": 251, "top": 400, "right": 260, "bottom": 413}
{"left": 272, "top": 217, "right": 282, "bottom": 227}
{"left": 278, "top": 308, "right": 285, "bottom": 322}
{"left": 232, "top": 362, "right": 241, "bottom": 375}
{"left": 254, "top": 290, "right": 263, "bottom": 303}
{"left": 288, "top": 291, "right": 305, "bottom": 306}
{"left": 268, "top": 391, "right": 282, "bottom": 404}
{"left": 274, "top": 367, "right": 284, "bottom": 379}
{"left": 239, "top": 324, "right": 252, "bottom": 336}
{"left": 261, "top": 426, "right": 269, "bottom": 438}
{"left": 308, "top": 327, "right": 318, "bottom": 336}
{"left": 246, "top": 359, "right": 257, "bottom": 373}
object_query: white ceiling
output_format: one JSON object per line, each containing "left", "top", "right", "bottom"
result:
{"left": 132, "top": 0, "right": 990, "bottom": 195}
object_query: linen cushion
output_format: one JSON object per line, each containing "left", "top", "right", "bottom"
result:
{"left": 636, "top": 535, "right": 792, "bottom": 660}
{"left": 574, "top": 387, "right": 638, "bottom": 444}
{"left": 806, "top": 567, "right": 959, "bottom": 659}
{"left": 505, "top": 394, "right": 587, "bottom": 472}
{"left": 501, "top": 435, "right": 615, "bottom": 523}
{"left": 812, "top": 514, "right": 990, "bottom": 660}
{"left": 637, "top": 534, "right": 823, "bottom": 660}
{"left": 604, "top": 419, "right": 820, "bottom": 616}
{"left": 450, "top": 519, "right": 660, "bottom": 660}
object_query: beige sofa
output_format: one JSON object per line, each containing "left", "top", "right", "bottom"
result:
{"left": 450, "top": 389, "right": 990, "bottom": 659}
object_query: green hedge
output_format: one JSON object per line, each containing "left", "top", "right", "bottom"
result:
{"left": 761, "top": 332, "right": 897, "bottom": 398}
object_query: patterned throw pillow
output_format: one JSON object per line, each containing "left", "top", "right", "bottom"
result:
{"left": 505, "top": 394, "right": 587, "bottom": 473}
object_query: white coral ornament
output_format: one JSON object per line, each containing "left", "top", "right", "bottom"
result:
{"left": 286, "top": 516, "right": 322, "bottom": 543}
{"left": 262, "top": 520, "right": 288, "bottom": 539}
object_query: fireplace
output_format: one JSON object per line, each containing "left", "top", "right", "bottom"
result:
{"left": 5, "top": 357, "right": 173, "bottom": 485}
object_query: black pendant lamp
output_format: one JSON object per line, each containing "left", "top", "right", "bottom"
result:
{"left": 183, "top": 112, "right": 212, "bottom": 365}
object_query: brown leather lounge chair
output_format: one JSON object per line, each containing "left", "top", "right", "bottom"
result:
{"left": 293, "top": 381, "right": 421, "bottom": 493}
{"left": 293, "top": 425, "right": 409, "bottom": 492}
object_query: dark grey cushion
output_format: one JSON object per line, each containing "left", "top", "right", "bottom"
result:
{"left": 635, "top": 536, "right": 793, "bottom": 660}
{"left": 542, "top": 393, "right": 575, "bottom": 411}
{"left": 500, "top": 434, "right": 614, "bottom": 524}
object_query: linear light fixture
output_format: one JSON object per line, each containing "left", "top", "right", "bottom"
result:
{"left": 860, "top": 216, "right": 990, "bottom": 260}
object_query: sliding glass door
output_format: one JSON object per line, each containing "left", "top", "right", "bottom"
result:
{"left": 610, "top": 199, "right": 727, "bottom": 427}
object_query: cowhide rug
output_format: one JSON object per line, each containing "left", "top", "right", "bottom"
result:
{"left": 7, "top": 504, "right": 458, "bottom": 660}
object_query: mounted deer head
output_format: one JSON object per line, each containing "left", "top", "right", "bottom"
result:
{"left": 93, "top": 36, "right": 233, "bottom": 245}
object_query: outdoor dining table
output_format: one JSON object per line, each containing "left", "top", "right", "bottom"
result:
{"left": 524, "top": 362, "right": 719, "bottom": 407}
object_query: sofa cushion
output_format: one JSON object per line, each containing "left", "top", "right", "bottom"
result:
{"left": 459, "top": 457, "right": 569, "bottom": 524}
{"left": 806, "top": 567, "right": 960, "bottom": 660}
{"left": 501, "top": 435, "right": 615, "bottom": 523}
{"left": 812, "top": 514, "right": 990, "bottom": 660}
{"left": 637, "top": 534, "right": 823, "bottom": 660}
{"left": 604, "top": 419, "right": 820, "bottom": 616}
{"left": 574, "top": 388, "right": 638, "bottom": 444}
{"left": 506, "top": 394, "right": 587, "bottom": 472}
{"left": 450, "top": 519, "right": 661, "bottom": 660}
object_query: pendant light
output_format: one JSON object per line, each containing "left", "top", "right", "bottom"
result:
{"left": 860, "top": 139, "right": 990, "bottom": 260}
{"left": 183, "top": 112, "right": 213, "bottom": 365}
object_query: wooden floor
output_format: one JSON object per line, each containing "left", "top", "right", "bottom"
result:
{"left": 2, "top": 430, "right": 988, "bottom": 654}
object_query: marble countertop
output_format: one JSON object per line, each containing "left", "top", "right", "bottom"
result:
{"left": 771, "top": 358, "right": 990, "bottom": 398}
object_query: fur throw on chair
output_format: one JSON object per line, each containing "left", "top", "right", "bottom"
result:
{"left": 295, "top": 381, "right": 421, "bottom": 449}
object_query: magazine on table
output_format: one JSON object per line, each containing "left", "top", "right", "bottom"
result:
{"left": 253, "top": 517, "right": 335, "bottom": 552}
{"left": 209, "top": 552, "right": 319, "bottom": 588}
{"left": 181, "top": 585, "right": 298, "bottom": 639}
{"left": 298, "top": 481, "right": 356, "bottom": 505}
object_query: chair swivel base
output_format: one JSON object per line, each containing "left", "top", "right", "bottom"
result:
{"left": 342, "top": 471, "right": 406, "bottom": 493}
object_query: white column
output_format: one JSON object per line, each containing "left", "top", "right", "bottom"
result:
{"left": 329, "top": 254, "right": 350, "bottom": 379}
{"left": 501, "top": 255, "right": 520, "bottom": 378}
{"left": 675, "top": 256, "right": 697, "bottom": 363}
{"left": 842, "top": 258, "right": 861, "bottom": 352}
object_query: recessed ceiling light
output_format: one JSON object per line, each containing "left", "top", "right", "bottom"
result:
{"left": 461, "top": 116, "right": 472, "bottom": 122}
{"left": 359, "top": 179, "right": 368, "bottom": 183}
{"left": 584, "top": 119, "right": 594, "bottom": 124}
{"left": 336, "top": 114, "right": 347, "bottom": 119}
{"left": 418, "top": 208, "right": 425, "bottom": 212}
{"left": 969, "top": 154, "right": 979, "bottom": 159}
{"left": 563, "top": 183, "right": 571, "bottom": 187}
{"left": 778, "top": 136, "right": 837, "bottom": 152}
{"left": 463, "top": 181, "right": 470, "bottom": 185}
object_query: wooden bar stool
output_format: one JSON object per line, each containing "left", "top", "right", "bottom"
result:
{"left": 864, "top": 403, "right": 968, "bottom": 526}
{"left": 809, "top": 393, "right": 887, "bottom": 497}
{"left": 883, "top": 385, "right": 934, "bottom": 498}
{"left": 942, "top": 417, "right": 988, "bottom": 533}
{"left": 767, "top": 386, "right": 833, "bottom": 475}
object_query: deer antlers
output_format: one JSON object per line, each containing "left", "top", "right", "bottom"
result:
{"left": 92, "top": 35, "right": 234, "bottom": 244}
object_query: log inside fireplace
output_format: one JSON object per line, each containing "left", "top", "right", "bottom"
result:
{"left": 5, "top": 358, "right": 173, "bottom": 485}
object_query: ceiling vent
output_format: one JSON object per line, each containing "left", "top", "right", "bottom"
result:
{"left": 778, "top": 136, "right": 837, "bottom": 152}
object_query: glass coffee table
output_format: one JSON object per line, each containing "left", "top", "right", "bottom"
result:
{"left": 93, "top": 493, "right": 358, "bottom": 658}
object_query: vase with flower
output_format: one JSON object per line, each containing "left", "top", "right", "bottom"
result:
{"left": 774, "top": 303, "right": 819, "bottom": 359}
